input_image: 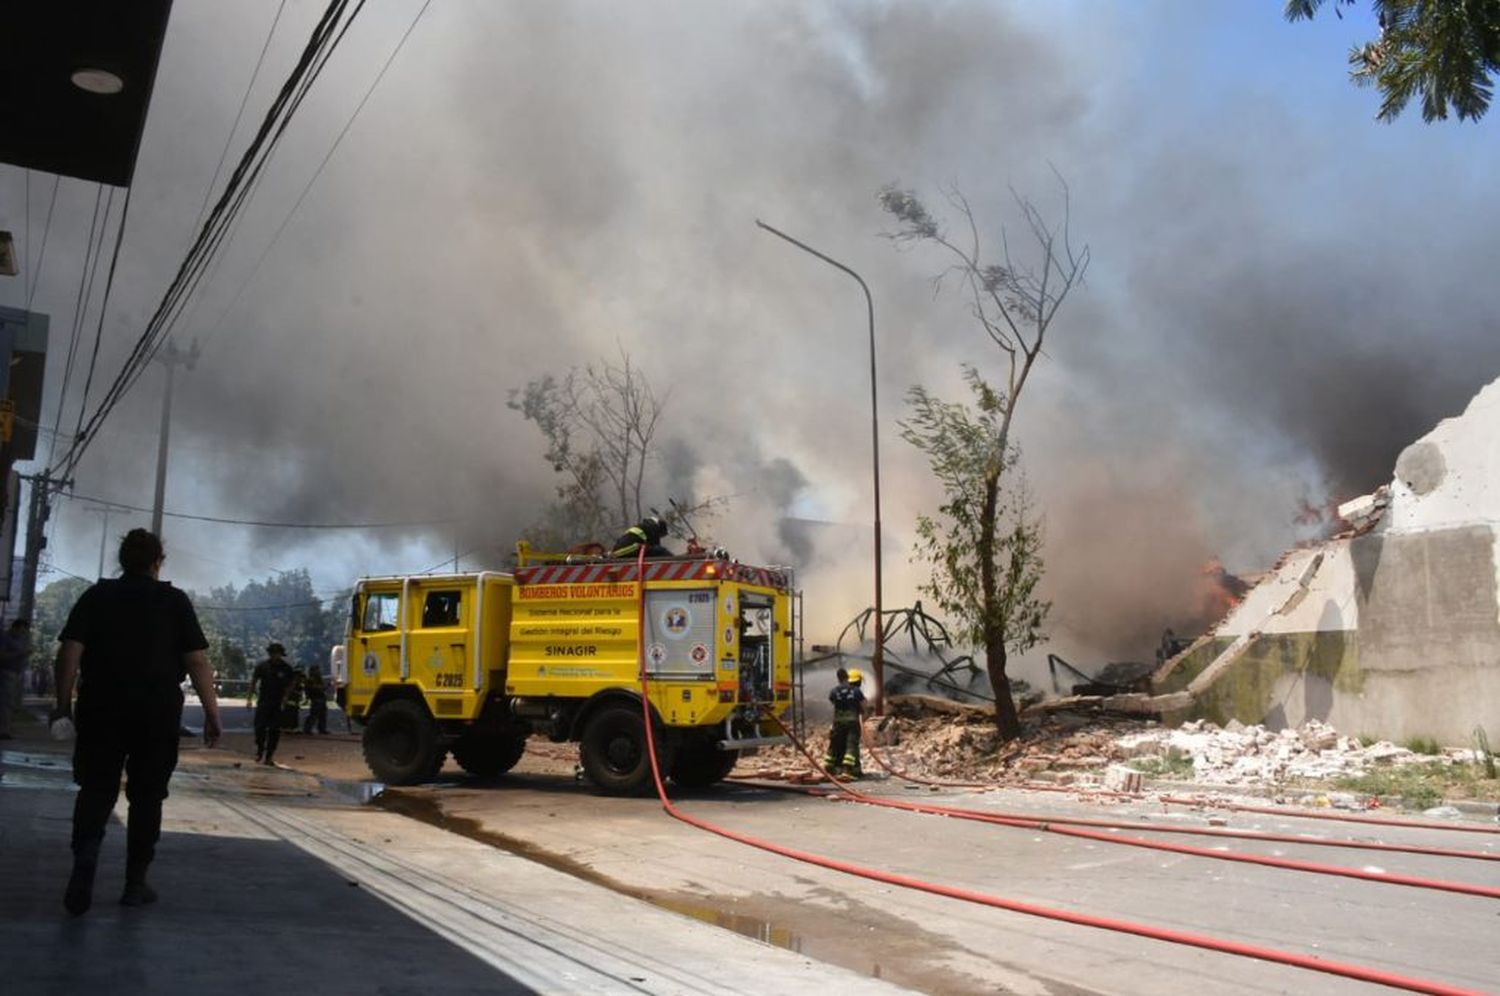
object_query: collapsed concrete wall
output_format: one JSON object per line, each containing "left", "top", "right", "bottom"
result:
{"left": 1151, "top": 377, "right": 1500, "bottom": 745}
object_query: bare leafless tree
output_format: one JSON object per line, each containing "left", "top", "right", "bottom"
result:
{"left": 509, "top": 346, "right": 667, "bottom": 545}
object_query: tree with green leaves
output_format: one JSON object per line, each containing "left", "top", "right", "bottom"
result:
{"left": 1287, "top": 0, "right": 1500, "bottom": 121}
{"left": 880, "top": 179, "right": 1087, "bottom": 739}
{"left": 901, "top": 372, "right": 1050, "bottom": 740}
{"left": 27, "top": 576, "right": 91, "bottom": 672}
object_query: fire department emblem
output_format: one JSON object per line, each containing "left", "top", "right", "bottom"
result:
{"left": 662, "top": 605, "right": 690, "bottom": 638}
{"left": 647, "top": 643, "right": 667, "bottom": 666}
{"left": 690, "top": 643, "right": 709, "bottom": 664}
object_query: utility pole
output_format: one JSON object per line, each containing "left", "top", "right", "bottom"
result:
{"left": 151, "top": 340, "right": 199, "bottom": 538}
{"left": 17, "top": 471, "right": 71, "bottom": 622}
{"left": 755, "top": 220, "right": 885, "bottom": 714}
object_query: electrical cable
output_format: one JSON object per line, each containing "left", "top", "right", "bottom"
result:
{"left": 48, "top": 183, "right": 108, "bottom": 462}
{"left": 166, "top": 0, "right": 291, "bottom": 345}
{"left": 54, "top": 0, "right": 358, "bottom": 479}
{"left": 60, "top": 489, "right": 446, "bottom": 530}
{"left": 24, "top": 174, "right": 59, "bottom": 309}
{"left": 71, "top": 186, "right": 128, "bottom": 451}
{"left": 186, "top": 0, "right": 290, "bottom": 240}
{"left": 195, "top": 0, "right": 432, "bottom": 355}
{"left": 119, "top": 0, "right": 369, "bottom": 389}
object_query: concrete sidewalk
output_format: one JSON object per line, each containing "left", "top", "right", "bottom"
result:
{"left": 0, "top": 718, "right": 913, "bottom": 995}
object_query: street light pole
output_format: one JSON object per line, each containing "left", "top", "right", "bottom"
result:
{"left": 755, "top": 219, "right": 885, "bottom": 714}
{"left": 84, "top": 504, "right": 112, "bottom": 578}
{"left": 150, "top": 340, "right": 199, "bottom": 538}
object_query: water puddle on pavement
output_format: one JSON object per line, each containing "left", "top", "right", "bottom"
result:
{"left": 368, "top": 789, "right": 900, "bottom": 981}
{"left": 0, "top": 750, "right": 74, "bottom": 790}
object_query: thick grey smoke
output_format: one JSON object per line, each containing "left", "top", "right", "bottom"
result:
{"left": 7, "top": 1, "right": 1498, "bottom": 666}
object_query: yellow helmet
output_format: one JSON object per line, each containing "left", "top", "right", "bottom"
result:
{"left": 846, "top": 668, "right": 863, "bottom": 684}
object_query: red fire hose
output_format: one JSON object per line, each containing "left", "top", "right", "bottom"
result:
{"left": 851, "top": 729, "right": 1500, "bottom": 864}
{"left": 628, "top": 553, "right": 1483, "bottom": 995}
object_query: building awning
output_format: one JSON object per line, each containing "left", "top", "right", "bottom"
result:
{"left": 0, "top": 2, "right": 175, "bottom": 187}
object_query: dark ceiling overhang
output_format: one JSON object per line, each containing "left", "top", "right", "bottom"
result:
{"left": 0, "top": 1, "right": 175, "bottom": 187}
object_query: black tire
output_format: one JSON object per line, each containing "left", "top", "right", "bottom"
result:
{"left": 670, "top": 741, "right": 737, "bottom": 788}
{"left": 580, "top": 706, "right": 671, "bottom": 796}
{"left": 452, "top": 728, "right": 529, "bottom": 778}
{"left": 362, "top": 698, "right": 445, "bottom": 785}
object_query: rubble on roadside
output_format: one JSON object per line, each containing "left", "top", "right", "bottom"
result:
{"left": 745, "top": 699, "right": 1489, "bottom": 797}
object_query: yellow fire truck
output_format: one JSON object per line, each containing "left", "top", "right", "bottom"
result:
{"left": 343, "top": 547, "right": 795, "bottom": 793}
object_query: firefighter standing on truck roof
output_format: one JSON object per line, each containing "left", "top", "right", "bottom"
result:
{"left": 610, "top": 515, "right": 674, "bottom": 558}
{"left": 824, "top": 668, "right": 865, "bottom": 779}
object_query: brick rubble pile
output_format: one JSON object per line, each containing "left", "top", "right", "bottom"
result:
{"left": 747, "top": 707, "right": 1478, "bottom": 790}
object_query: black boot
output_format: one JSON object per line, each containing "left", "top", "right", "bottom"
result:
{"left": 120, "top": 861, "right": 157, "bottom": 907}
{"left": 64, "top": 843, "right": 101, "bottom": 916}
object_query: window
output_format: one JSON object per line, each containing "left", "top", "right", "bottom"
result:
{"left": 421, "top": 590, "right": 462, "bottom": 628}
{"left": 362, "top": 592, "right": 399, "bottom": 632}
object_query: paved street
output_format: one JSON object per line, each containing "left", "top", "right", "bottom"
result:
{"left": 0, "top": 713, "right": 914, "bottom": 996}
{"left": 7, "top": 699, "right": 1500, "bottom": 994}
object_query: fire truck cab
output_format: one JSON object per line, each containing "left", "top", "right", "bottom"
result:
{"left": 344, "top": 548, "right": 795, "bottom": 794}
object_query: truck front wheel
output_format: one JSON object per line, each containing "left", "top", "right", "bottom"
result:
{"left": 580, "top": 706, "right": 671, "bottom": 795}
{"left": 362, "top": 698, "right": 445, "bottom": 785}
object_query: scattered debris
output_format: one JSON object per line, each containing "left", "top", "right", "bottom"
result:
{"left": 752, "top": 700, "right": 1500, "bottom": 808}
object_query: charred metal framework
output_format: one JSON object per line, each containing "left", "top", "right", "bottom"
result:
{"left": 830, "top": 602, "right": 991, "bottom": 704}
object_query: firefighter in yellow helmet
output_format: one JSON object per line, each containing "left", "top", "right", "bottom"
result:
{"left": 822, "top": 667, "right": 866, "bottom": 779}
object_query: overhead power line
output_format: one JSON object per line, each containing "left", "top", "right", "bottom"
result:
{"left": 199, "top": 0, "right": 433, "bottom": 352}
{"left": 64, "top": 490, "right": 448, "bottom": 530}
{"left": 51, "top": 0, "right": 367, "bottom": 480}
{"left": 24, "top": 174, "right": 60, "bottom": 309}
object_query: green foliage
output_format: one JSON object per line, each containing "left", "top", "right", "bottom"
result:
{"left": 1403, "top": 734, "right": 1442, "bottom": 755}
{"left": 28, "top": 572, "right": 346, "bottom": 682}
{"left": 900, "top": 368, "right": 1051, "bottom": 671}
{"left": 1286, "top": 0, "right": 1500, "bottom": 121}
{"left": 197, "top": 570, "right": 347, "bottom": 673}
{"left": 1357, "top": 733, "right": 1378, "bottom": 747}
{"left": 1332, "top": 768, "right": 1445, "bottom": 809}
{"left": 28, "top": 576, "right": 92, "bottom": 670}
{"left": 1475, "top": 725, "right": 1497, "bottom": 779}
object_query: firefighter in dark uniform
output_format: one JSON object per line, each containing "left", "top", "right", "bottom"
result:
{"left": 823, "top": 667, "right": 866, "bottom": 779}
{"left": 51, "top": 528, "right": 221, "bottom": 915}
{"left": 610, "top": 515, "right": 674, "bottom": 558}
{"left": 248, "top": 643, "right": 298, "bottom": 765}
{"left": 300, "top": 665, "right": 330, "bottom": 734}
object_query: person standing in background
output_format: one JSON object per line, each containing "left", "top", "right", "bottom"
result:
{"left": 0, "top": 619, "right": 32, "bottom": 740}
{"left": 247, "top": 643, "right": 297, "bottom": 765}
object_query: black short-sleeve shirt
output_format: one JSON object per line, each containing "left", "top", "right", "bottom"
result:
{"left": 60, "top": 575, "right": 209, "bottom": 704}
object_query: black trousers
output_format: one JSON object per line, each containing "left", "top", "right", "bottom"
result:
{"left": 72, "top": 695, "right": 183, "bottom": 873}
{"left": 302, "top": 699, "right": 327, "bottom": 734}
{"left": 254, "top": 704, "right": 283, "bottom": 760}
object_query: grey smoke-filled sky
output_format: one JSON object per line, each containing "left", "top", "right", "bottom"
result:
{"left": 3, "top": 0, "right": 1498, "bottom": 664}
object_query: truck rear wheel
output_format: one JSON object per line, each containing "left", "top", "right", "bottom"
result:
{"left": 670, "top": 741, "right": 737, "bottom": 788}
{"left": 452, "top": 728, "right": 528, "bottom": 778}
{"left": 580, "top": 706, "right": 671, "bottom": 795}
{"left": 362, "top": 698, "right": 445, "bottom": 785}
